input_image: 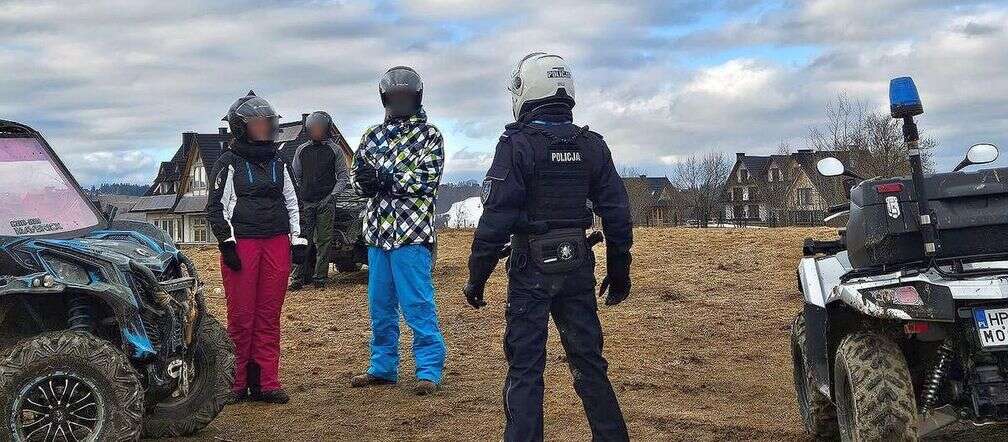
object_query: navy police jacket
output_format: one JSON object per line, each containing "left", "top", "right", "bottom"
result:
{"left": 468, "top": 104, "right": 633, "bottom": 285}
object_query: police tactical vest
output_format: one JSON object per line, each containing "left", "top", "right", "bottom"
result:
{"left": 525, "top": 123, "right": 592, "bottom": 229}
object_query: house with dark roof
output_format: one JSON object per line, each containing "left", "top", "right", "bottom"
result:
{"left": 723, "top": 149, "right": 853, "bottom": 226}
{"left": 619, "top": 175, "right": 679, "bottom": 227}
{"left": 124, "top": 112, "right": 352, "bottom": 244}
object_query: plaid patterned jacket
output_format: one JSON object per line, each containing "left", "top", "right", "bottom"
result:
{"left": 352, "top": 111, "right": 444, "bottom": 250}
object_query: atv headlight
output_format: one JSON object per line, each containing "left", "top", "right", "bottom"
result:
{"left": 45, "top": 256, "right": 91, "bottom": 285}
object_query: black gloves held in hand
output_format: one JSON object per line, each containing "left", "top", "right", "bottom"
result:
{"left": 354, "top": 162, "right": 381, "bottom": 196}
{"left": 219, "top": 241, "right": 242, "bottom": 271}
{"left": 354, "top": 161, "right": 395, "bottom": 197}
{"left": 599, "top": 251, "right": 631, "bottom": 306}
{"left": 291, "top": 242, "right": 308, "bottom": 263}
{"left": 463, "top": 281, "right": 487, "bottom": 309}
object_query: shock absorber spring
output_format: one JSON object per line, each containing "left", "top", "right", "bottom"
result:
{"left": 921, "top": 339, "right": 954, "bottom": 415}
{"left": 67, "top": 295, "right": 95, "bottom": 332}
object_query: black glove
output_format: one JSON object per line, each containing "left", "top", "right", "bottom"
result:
{"left": 463, "top": 281, "right": 487, "bottom": 309}
{"left": 219, "top": 241, "right": 242, "bottom": 271}
{"left": 291, "top": 242, "right": 308, "bottom": 263}
{"left": 599, "top": 251, "right": 631, "bottom": 306}
{"left": 377, "top": 169, "right": 395, "bottom": 194}
{"left": 354, "top": 162, "right": 381, "bottom": 196}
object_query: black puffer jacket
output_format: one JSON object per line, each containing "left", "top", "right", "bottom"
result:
{"left": 206, "top": 140, "right": 306, "bottom": 245}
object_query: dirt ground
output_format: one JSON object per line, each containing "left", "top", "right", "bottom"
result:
{"left": 167, "top": 228, "right": 1007, "bottom": 441}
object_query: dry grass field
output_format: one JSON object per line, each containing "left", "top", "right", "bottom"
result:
{"left": 166, "top": 227, "right": 1005, "bottom": 441}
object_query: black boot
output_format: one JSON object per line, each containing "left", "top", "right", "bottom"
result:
{"left": 253, "top": 388, "right": 290, "bottom": 404}
{"left": 247, "top": 362, "right": 262, "bottom": 398}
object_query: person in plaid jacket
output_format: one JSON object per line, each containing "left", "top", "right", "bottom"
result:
{"left": 349, "top": 66, "right": 446, "bottom": 396}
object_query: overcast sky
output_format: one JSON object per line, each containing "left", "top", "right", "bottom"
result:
{"left": 2, "top": 0, "right": 1007, "bottom": 185}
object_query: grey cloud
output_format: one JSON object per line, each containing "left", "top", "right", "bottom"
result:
{"left": 1, "top": 0, "right": 1007, "bottom": 185}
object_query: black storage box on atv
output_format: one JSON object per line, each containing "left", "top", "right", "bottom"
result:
{"left": 847, "top": 166, "right": 1008, "bottom": 270}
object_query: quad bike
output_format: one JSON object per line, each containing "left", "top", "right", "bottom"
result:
{"left": 0, "top": 120, "right": 235, "bottom": 440}
{"left": 326, "top": 191, "right": 437, "bottom": 274}
{"left": 328, "top": 191, "right": 369, "bottom": 273}
{"left": 791, "top": 77, "right": 1008, "bottom": 440}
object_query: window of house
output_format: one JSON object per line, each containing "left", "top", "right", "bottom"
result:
{"left": 742, "top": 187, "right": 750, "bottom": 201}
{"left": 738, "top": 167, "right": 749, "bottom": 181}
{"left": 190, "top": 162, "right": 207, "bottom": 194}
{"left": 770, "top": 167, "right": 781, "bottom": 182}
{"left": 154, "top": 217, "right": 184, "bottom": 243}
{"left": 193, "top": 216, "right": 208, "bottom": 243}
{"left": 797, "top": 188, "right": 814, "bottom": 206}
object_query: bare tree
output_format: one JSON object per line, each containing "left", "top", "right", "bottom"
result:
{"left": 620, "top": 166, "right": 647, "bottom": 178}
{"left": 808, "top": 93, "right": 936, "bottom": 176}
{"left": 673, "top": 151, "right": 729, "bottom": 227}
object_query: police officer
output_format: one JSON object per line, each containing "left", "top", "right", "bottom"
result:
{"left": 463, "top": 53, "right": 633, "bottom": 442}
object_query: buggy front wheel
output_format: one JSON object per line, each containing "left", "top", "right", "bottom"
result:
{"left": 0, "top": 331, "right": 145, "bottom": 441}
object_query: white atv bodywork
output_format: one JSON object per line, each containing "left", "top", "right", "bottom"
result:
{"left": 799, "top": 251, "right": 1008, "bottom": 318}
{"left": 798, "top": 251, "right": 1008, "bottom": 436}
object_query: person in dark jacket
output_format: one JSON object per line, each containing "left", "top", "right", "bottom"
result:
{"left": 289, "top": 111, "right": 350, "bottom": 290}
{"left": 206, "top": 91, "right": 307, "bottom": 405}
{"left": 463, "top": 53, "right": 633, "bottom": 441}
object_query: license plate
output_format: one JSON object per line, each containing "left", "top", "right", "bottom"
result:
{"left": 975, "top": 308, "right": 1008, "bottom": 347}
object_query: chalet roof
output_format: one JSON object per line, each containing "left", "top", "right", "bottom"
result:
{"left": 94, "top": 194, "right": 139, "bottom": 212}
{"left": 131, "top": 194, "right": 177, "bottom": 212}
{"left": 194, "top": 133, "right": 226, "bottom": 170}
{"left": 175, "top": 195, "right": 208, "bottom": 213}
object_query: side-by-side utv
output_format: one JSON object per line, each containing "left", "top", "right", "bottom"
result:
{"left": 0, "top": 120, "right": 234, "bottom": 440}
{"left": 791, "top": 77, "right": 1008, "bottom": 440}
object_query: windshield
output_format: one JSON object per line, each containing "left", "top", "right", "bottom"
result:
{"left": 0, "top": 137, "right": 100, "bottom": 237}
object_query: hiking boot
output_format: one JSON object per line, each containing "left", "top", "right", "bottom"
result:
{"left": 224, "top": 389, "right": 248, "bottom": 405}
{"left": 288, "top": 280, "right": 305, "bottom": 291}
{"left": 350, "top": 373, "right": 395, "bottom": 388}
{"left": 253, "top": 388, "right": 290, "bottom": 404}
{"left": 414, "top": 380, "right": 437, "bottom": 396}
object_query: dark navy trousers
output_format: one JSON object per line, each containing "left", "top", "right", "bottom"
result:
{"left": 503, "top": 248, "right": 628, "bottom": 442}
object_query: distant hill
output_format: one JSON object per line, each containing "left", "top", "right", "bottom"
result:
{"left": 437, "top": 180, "right": 481, "bottom": 213}
{"left": 88, "top": 182, "right": 149, "bottom": 197}
{"left": 438, "top": 196, "right": 483, "bottom": 229}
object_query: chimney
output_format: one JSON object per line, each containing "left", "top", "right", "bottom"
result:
{"left": 736, "top": 152, "right": 745, "bottom": 159}
{"left": 301, "top": 113, "right": 309, "bottom": 125}
{"left": 182, "top": 131, "right": 196, "bottom": 148}
{"left": 219, "top": 127, "right": 229, "bottom": 149}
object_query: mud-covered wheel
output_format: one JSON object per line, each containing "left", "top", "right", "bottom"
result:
{"left": 790, "top": 312, "right": 839, "bottom": 439}
{"left": 0, "top": 331, "right": 144, "bottom": 441}
{"left": 834, "top": 331, "right": 918, "bottom": 441}
{"left": 143, "top": 314, "right": 235, "bottom": 438}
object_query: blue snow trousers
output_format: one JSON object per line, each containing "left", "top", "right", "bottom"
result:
{"left": 366, "top": 244, "right": 446, "bottom": 384}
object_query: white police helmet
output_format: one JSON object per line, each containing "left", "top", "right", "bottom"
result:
{"left": 508, "top": 52, "right": 575, "bottom": 119}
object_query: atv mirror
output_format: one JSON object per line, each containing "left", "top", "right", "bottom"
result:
{"left": 816, "top": 157, "right": 845, "bottom": 177}
{"left": 889, "top": 76, "right": 924, "bottom": 119}
{"left": 954, "top": 143, "right": 999, "bottom": 172}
